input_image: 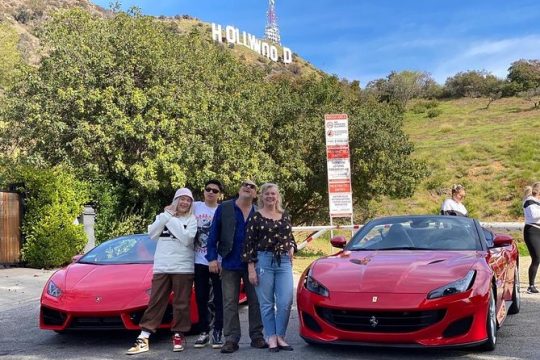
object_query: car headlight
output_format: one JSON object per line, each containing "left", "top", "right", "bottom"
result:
{"left": 47, "top": 280, "right": 62, "bottom": 298}
{"left": 304, "top": 268, "right": 329, "bottom": 297}
{"left": 427, "top": 270, "right": 476, "bottom": 299}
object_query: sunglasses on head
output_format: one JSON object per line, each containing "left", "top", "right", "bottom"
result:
{"left": 205, "top": 187, "right": 220, "bottom": 194}
{"left": 242, "top": 182, "right": 256, "bottom": 190}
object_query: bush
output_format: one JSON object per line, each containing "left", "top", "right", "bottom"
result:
{"left": 410, "top": 100, "right": 439, "bottom": 114}
{"left": 410, "top": 102, "right": 427, "bottom": 114}
{"left": 15, "top": 166, "right": 89, "bottom": 268}
{"left": 90, "top": 181, "right": 150, "bottom": 244}
{"left": 426, "top": 108, "right": 443, "bottom": 118}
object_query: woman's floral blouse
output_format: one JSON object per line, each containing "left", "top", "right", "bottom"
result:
{"left": 242, "top": 211, "right": 297, "bottom": 265}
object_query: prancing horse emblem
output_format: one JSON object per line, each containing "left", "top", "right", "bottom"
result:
{"left": 370, "top": 316, "right": 379, "bottom": 328}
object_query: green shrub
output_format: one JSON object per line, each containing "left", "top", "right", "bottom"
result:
{"left": 90, "top": 181, "right": 151, "bottom": 244}
{"left": 426, "top": 108, "right": 443, "bottom": 118}
{"left": 410, "top": 102, "right": 427, "bottom": 114}
{"left": 410, "top": 100, "right": 439, "bottom": 114}
{"left": 16, "top": 166, "right": 89, "bottom": 268}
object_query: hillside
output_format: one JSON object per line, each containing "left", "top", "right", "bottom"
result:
{"left": 3, "top": 1, "right": 538, "bottom": 224}
{"left": 0, "top": 0, "right": 320, "bottom": 77}
{"left": 372, "top": 97, "right": 540, "bottom": 223}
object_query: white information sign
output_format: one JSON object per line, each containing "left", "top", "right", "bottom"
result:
{"left": 325, "top": 114, "right": 353, "bottom": 218}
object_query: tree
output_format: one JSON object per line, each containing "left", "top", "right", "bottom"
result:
{"left": 264, "top": 75, "right": 428, "bottom": 222}
{"left": 1, "top": 8, "right": 427, "bottom": 225}
{"left": 365, "top": 71, "right": 437, "bottom": 108}
{"left": 444, "top": 70, "right": 503, "bottom": 98}
{"left": 507, "top": 59, "right": 540, "bottom": 92}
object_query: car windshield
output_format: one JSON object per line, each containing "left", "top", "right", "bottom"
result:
{"left": 346, "top": 216, "right": 481, "bottom": 251}
{"left": 78, "top": 235, "right": 156, "bottom": 265}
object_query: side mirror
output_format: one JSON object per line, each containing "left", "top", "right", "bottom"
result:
{"left": 72, "top": 254, "right": 83, "bottom": 263}
{"left": 330, "top": 236, "right": 347, "bottom": 248}
{"left": 493, "top": 234, "right": 513, "bottom": 247}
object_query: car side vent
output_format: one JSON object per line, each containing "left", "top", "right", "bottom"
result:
{"left": 443, "top": 316, "right": 473, "bottom": 338}
{"left": 302, "top": 312, "right": 323, "bottom": 333}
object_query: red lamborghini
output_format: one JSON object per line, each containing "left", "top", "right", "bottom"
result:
{"left": 297, "top": 215, "right": 520, "bottom": 350}
{"left": 40, "top": 234, "right": 245, "bottom": 332}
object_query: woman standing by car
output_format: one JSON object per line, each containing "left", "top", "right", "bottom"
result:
{"left": 127, "top": 188, "right": 198, "bottom": 355}
{"left": 243, "top": 183, "right": 297, "bottom": 352}
{"left": 440, "top": 184, "right": 468, "bottom": 216}
{"left": 523, "top": 182, "right": 540, "bottom": 294}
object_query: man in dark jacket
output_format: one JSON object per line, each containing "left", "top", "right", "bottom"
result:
{"left": 206, "top": 180, "right": 267, "bottom": 353}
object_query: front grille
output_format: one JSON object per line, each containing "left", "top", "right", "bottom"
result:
{"left": 316, "top": 307, "right": 446, "bottom": 333}
{"left": 42, "top": 307, "right": 67, "bottom": 326}
{"left": 69, "top": 316, "right": 124, "bottom": 329}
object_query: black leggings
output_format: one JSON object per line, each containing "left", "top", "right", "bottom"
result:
{"left": 524, "top": 225, "right": 540, "bottom": 286}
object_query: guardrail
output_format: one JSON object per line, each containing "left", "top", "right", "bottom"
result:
{"left": 292, "top": 222, "right": 524, "bottom": 251}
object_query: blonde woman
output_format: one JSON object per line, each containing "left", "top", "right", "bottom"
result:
{"left": 243, "top": 183, "right": 297, "bottom": 352}
{"left": 127, "top": 188, "right": 198, "bottom": 354}
{"left": 440, "top": 184, "right": 468, "bottom": 216}
{"left": 523, "top": 182, "right": 540, "bottom": 294}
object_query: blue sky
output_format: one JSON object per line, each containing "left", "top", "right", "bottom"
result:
{"left": 92, "top": 0, "right": 540, "bottom": 86}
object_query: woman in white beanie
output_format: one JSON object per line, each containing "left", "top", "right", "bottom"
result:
{"left": 127, "top": 188, "right": 198, "bottom": 355}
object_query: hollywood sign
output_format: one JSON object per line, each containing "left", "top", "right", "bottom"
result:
{"left": 211, "top": 23, "right": 293, "bottom": 64}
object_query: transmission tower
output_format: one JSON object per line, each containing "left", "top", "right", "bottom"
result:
{"left": 264, "top": 0, "right": 281, "bottom": 45}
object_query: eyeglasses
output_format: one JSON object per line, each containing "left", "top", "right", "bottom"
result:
{"left": 205, "top": 187, "right": 220, "bottom": 194}
{"left": 242, "top": 182, "right": 257, "bottom": 190}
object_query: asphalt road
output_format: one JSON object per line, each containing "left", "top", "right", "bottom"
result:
{"left": 0, "top": 258, "right": 538, "bottom": 360}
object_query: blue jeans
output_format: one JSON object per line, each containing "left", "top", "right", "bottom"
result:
{"left": 254, "top": 251, "right": 294, "bottom": 338}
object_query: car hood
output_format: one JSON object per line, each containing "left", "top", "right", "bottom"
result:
{"left": 310, "top": 250, "right": 481, "bottom": 294}
{"left": 51, "top": 263, "right": 153, "bottom": 311}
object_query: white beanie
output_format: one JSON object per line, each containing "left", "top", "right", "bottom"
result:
{"left": 173, "top": 188, "right": 194, "bottom": 201}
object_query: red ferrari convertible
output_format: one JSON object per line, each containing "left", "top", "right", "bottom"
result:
{"left": 297, "top": 215, "right": 520, "bottom": 350}
{"left": 40, "top": 234, "right": 245, "bottom": 332}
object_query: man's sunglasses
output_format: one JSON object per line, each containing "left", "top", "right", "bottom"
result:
{"left": 205, "top": 188, "right": 220, "bottom": 194}
{"left": 242, "top": 182, "right": 257, "bottom": 190}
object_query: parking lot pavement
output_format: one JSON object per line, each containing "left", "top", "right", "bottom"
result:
{"left": 0, "top": 267, "right": 55, "bottom": 312}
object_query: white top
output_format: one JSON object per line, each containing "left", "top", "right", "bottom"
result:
{"left": 523, "top": 196, "right": 540, "bottom": 225}
{"left": 193, "top": 201, "right": 219, "bottom": 265}
{"left": 441, "top": 198, "right": 468, "bottom": 217}
{"left": 148, "top": 211, "right": 197, "bottom": 274}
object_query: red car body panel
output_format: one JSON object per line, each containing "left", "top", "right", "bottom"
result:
{"left": 297, "top": 217, "right": 519, "bottom": 348}
{"left": 40, "top": 234, "right": 247, "bottom": 332}
{"left": 40, "top": 263, "right": 199, "bottom": 331}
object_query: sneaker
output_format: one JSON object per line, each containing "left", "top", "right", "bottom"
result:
{"left": 172, "top": 333, "right": 185, "bottom": 352}
{"left": 250, "top": 337, "right": 269, "bottom": 349}
{"left": 220, "top": 341, "right": 239, "bottom": 353}
{"left": 211, "top": 329, "right": 223, "bottom": 349}
{"left": 126, "top": 337, "right": 149, "bottom": 355}
{"left": 194, "top": 332, "right": 210, "bottom": 348}
{"left": 527, "top": 285, "right": 539, "bottom": 294}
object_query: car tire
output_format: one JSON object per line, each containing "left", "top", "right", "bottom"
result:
{"left": 508, "top": 266, "right": 521, "bottom": 315}
{"left": 479, "top": 288, "right": 497, "bottom": 351}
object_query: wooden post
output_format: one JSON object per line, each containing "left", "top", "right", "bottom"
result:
{"left": 0, "top": 192, "right": 21, "bottom": 264}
